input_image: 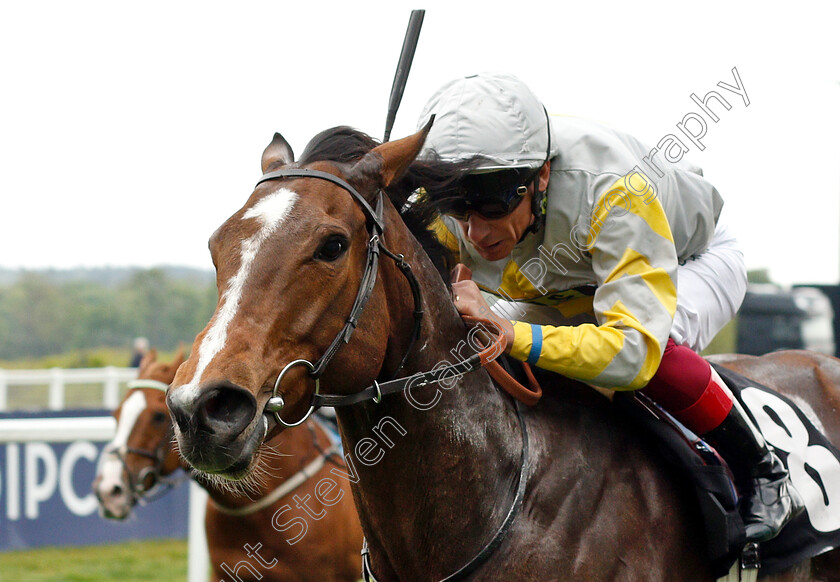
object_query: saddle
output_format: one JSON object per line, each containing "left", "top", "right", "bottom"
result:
{"left": 613, "top": 387, "right": 745, "bottom": 577}
{"left": 618, "top": 363, "right": 840, "bottom": 577}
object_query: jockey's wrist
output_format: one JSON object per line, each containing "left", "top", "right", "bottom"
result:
{"left": 498, "top": 318, "right": 515, "bottom": 354}
{"left": 509, "top": 321, "right": 541, "bottom": 363}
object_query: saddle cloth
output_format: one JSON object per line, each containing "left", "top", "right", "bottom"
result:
{"left": 618, "top": 363, "right": 840, "bottom": 576}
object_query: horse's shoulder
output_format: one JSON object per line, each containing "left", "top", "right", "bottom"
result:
{"left": 520, "top": 374, "right": 704, "bottom": 553}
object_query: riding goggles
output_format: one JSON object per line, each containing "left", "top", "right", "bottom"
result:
{"left": 441, "top": 168, "right": 538, "bottom": 220}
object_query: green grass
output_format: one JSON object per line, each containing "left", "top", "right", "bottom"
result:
{"left": 0, "top": 539, "right": 188, "bottom": 582}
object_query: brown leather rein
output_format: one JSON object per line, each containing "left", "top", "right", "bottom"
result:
{"left": 460, "top": 315, "right": 543, "bottom": 406}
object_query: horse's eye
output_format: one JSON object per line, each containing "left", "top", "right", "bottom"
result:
{"left": 315, "top": 236, "right": 348, "bottom": 261}
{"left": 151, "top": 412, "right": 168, "bottom": 424}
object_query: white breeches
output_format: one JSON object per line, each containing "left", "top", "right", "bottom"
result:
{"left": 671, "top": 214, "right": 747, "bottom": 352}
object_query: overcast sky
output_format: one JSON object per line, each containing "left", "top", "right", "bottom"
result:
{"left": 2, "top": 1, "right": 838, "bottom": 286}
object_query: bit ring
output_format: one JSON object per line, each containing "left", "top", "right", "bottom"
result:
{"left": 267, "top": 359, "right": 320, "bottom": 428}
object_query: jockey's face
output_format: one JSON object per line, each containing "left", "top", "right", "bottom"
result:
{"left": 455, "top": 186, "right": 535, "bottom": 261}
{"left": 454, "top": 162, "right": 549, "bottom": 262}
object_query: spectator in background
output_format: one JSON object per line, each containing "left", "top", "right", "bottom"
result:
{"left": 130, "top": 337, "right": 149, "bottom": 367}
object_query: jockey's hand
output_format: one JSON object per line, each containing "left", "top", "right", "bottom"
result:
{"left": 450, "top": 264, "right": 514, "bottom": 353}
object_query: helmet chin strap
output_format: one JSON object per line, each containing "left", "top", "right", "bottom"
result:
{"left": 524, "top": 106, "right": 553, "bottom": 237}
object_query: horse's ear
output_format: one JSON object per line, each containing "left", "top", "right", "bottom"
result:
{"left": 261, "top": 133, "right": 295, "bottom": 174}
{"left": 138, "top": 348, "right": 157, "bottom": 373}
{"left": 349, "top": 118, "right": 433, "bottom": 193}
{"left": 172, "top": 344, "right": 186, "bottom": 369}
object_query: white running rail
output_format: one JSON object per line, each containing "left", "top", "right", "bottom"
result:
{"left": 0, "top": 367, "right": 138, "bottom": 411}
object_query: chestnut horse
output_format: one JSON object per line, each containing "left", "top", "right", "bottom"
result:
{"left": 94, "top": 349, "right": 363, "bottom": 582}
{"left": 166, "top": 124, "right": 840, "bottom": 581}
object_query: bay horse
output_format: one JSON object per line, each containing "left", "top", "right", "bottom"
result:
{"left": 94, "top": 349, "right": 363, "bottom": 582}
{"left": 166, "top": 123, "right": 840, "bottom": 581}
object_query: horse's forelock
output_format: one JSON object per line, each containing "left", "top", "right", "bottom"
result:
{"left": 293, "top": 125, "right": 475, "bottom": 285}
{"left": 299, "top": 126, "right": 379, "bottom": 166}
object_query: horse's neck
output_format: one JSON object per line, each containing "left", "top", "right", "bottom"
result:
{"left": 335, "top": 213, "right": 525, "bottom": 579}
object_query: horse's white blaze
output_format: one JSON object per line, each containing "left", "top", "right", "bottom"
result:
{"left": 97, "top": 390, "right": 147, "bottom": 490}
{"left": 181, "top": 188, "right": 298, "bottom": 400}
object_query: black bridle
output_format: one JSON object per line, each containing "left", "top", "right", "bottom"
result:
{"left": 254, "top": 167, "right": 528, "bottom": 582}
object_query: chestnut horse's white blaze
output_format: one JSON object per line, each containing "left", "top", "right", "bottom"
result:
{"left": 182, "top": 188, "right": 298, "bottom": 400}
{"left": 97, "top": 390, "right": 146, "bottom": 488}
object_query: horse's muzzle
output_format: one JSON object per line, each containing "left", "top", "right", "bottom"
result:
{"left": 93, "top": 473, "right": 134, "bottom": 520}
{"left": 167, "top": 382, "right": 264, "bottom": 476}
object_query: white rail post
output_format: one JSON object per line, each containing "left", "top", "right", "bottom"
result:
{"left": 48, "top": 367, "right": 64, "bottom": 410}
{"left": 187, "top": 481, "right": 209, "bottom": 582}
{"left": 103, "top": 366, "right": 120, "bottom": 409}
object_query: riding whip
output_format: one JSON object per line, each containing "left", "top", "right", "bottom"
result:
{"left": 383, "top": 9, "right": 425, "bottom": 143}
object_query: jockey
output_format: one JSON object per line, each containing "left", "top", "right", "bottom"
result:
{"left": 417, "top": 72, "right": 803, "bottom": 543}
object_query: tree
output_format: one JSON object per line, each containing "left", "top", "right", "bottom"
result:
{"left": 0, "top": 268, "right": 217, "bottom": 361}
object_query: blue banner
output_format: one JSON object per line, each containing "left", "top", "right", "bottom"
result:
{"left": 0, "top": 410, "right": 188, "bottom": 551}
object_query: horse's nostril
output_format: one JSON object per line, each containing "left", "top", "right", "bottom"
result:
{"left": 111, "top": 484, "right": 123, "bottom": 496}
{"left": 196, "top": 384, "right": 257, "bottom": 437}
{"left": 167, "top": 388, "right": 198, "bottom": 434}
{"left": 203, "top": 391, "right": 233, "bottom": 420}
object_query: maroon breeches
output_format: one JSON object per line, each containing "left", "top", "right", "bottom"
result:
{"left": 641, "top": 338, "right": 733, "bottom": 435}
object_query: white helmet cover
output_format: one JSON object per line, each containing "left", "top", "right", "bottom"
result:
{"left": 417, "top": 72, "right": 558, "bottom": 172}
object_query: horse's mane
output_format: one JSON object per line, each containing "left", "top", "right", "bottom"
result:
{"left": 298, "top": 126, "right": 474, "bottom": 284}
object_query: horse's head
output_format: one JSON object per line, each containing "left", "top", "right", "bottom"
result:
{"left": 167, "top": 124, "right": 432, "bottom": 480}
{"left": 94, "top": 348, "right": 185, "bottom": 519}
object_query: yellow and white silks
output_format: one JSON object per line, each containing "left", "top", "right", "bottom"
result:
{"left": 433, "top": 116, "right": 724, "bottom": 390}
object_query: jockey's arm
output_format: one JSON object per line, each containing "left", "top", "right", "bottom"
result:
{"left": 509, "top": 176, "right": 679, "bottom": 390}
